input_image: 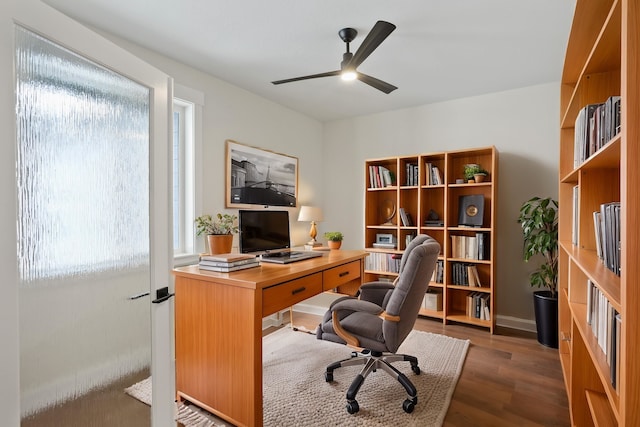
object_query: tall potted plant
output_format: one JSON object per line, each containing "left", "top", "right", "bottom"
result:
{"left": 517, "top": 196, "right": 558, "bottom": 348}
{"left": 195, "top": 213, "right": 238, "bottom": 255}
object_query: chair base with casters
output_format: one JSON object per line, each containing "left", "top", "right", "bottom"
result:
{"left": 317, "top": 234, "right": 441, "bottom": 416}
{"left": 324, "top": 349, "right": 420, "bottom": 414}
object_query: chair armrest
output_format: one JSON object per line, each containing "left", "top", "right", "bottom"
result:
{"left": 331, "top": 298, "right": 383, "bottom": 316}
{"left": 359, "top": 282, "right": 395, "bottom": 306}
{"left": 330, "top": 299, "right": 384, "bottom": 348}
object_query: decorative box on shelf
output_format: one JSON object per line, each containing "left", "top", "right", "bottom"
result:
{"left": 423, "top": 290, "right": 443, "bottom": 311}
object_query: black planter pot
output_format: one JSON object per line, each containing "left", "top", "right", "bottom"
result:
{"left": 533, "top": 290, "right": 558, "bottom": 348}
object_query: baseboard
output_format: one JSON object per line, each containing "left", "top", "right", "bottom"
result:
{"left": 495, "top": 315, "right": 536, "bottom": 333}
{"left": 291, "top": 302, "right": 328, "bottom": 317}
{"left": 262, "top": 311, "right": 287, "bottom": 329}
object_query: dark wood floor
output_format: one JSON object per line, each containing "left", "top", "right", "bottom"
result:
{"left": 22, "top": 314, "right": 570, "bottom": 427}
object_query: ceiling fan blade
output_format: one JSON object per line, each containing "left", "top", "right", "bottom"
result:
{"left": 349, "top": 21, "right": 396, "bottom": 69}
{"left": 357, "top": 72, "right": 397, "bottom": 94}
{"left": 272, "top": 70, "right": 340, "bottom": 85}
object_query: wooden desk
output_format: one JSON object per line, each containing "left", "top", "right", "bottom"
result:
{"left": 173, "top": 250, "right": 367, "bottom": 427}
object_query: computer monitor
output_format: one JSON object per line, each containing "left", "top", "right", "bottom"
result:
{"left": 238, "top": 210, "right": 291, "bottom": 254}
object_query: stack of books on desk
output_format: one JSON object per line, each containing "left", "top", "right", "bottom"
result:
{"left": 198, "top": 253, "right": 259, "bottom": 272}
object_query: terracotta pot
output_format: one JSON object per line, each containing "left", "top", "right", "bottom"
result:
{"left": 474, "top": 174, "right": 486, "bottom": 183}
{"left": 327, "top": 240, "right": 342, "bottom": 250}
{"left": 207, "top": 234, "right": 233, "bottom": 255}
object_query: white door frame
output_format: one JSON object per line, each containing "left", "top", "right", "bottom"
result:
{"left": 0, "top": 1, "right": 174, "bottom": 425}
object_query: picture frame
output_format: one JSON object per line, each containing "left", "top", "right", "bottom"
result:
{"left": 225, "top": 140, "right": 298, "bottom": 208}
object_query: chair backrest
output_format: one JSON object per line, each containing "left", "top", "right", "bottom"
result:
{"left": 383, "top": 235, "right": 440, "bottom": 352}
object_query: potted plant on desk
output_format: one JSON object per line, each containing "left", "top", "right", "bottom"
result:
{"left": 195, "top": 213, "right": 238, "bottom": 255}
{"left": 324, "top": 231, "right": 344, "bottom": 250}
{"left": 518, "top": 196, "right": 558, "bottom": 348}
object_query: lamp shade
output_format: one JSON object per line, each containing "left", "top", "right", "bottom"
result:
{"left": 298, "top": 206, "right": 324, "bottom": 222}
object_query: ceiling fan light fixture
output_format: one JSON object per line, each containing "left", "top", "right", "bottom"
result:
{"left": 341, "top": 70, "right": 357, "bottom": 81}
{"left": 271, "top": 21, "right": 397, "bottom": 93}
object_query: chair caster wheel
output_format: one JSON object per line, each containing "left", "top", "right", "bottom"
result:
{"left": 403, "top": 398, "right": 415, "bottom": 413}
{"left": 325, "top": 372, "right": 333, "bottom": 382}
{"left": 346, "top": 400, "right": 359, "bottom": 414}
{"left": 411, "top": 364, "right": 421, "bottom": 375}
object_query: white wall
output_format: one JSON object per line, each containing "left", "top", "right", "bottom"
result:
{"left": 323, "top": 83, "right": 560, "bottom": 328}
{"left": 99, "top": 33, "right": 325, "bottom": 250}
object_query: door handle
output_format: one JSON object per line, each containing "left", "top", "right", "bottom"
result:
{"left": 129, "top": 292, "right": 150, "bottom": 300}
{"left": 151, "top": 287, "right": 174, "bottom": 304}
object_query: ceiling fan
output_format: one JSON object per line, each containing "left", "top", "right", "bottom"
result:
{"left": 271, "top": 20, "right": 397, "bottom": 94}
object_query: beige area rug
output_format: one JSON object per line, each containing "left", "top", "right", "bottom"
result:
{"left": 126, "top": 327, "right": 469, "bottom": 427}
{"left": 124, "top": 376, "right": 152, "bottom": 406}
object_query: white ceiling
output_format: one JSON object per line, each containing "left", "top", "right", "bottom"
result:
{"left": 42, "top": 0, "right": 576, "bottom": 122}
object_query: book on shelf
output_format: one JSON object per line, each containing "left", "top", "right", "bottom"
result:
{"left": 593, "top": 211, "right": 603, "bottom": 259}
{"left": 372, "top": 242, "right": 397, "bottom": 249}
{"left": 594, "top": 202, "right": 621, "bottom": 276}
{"left": 613, "top": 313, "right": 621, "bottom": 392}
{"left": 405, "top": 162, "right": 419, "bottom": 186}
{"left": 430, "top": 259, "right": 444, "bottom": 283}
{"left": 450, "top": 233, "right": 489, "bottom": 260}
{"left": 398, "top": 207, "right": 414, "bottom": 226}
{"left": 368, "top": 165, "right": 396, "bottom": 188}
{"left": 365, "top": 252, "right": 401, "bottom": 273}
{"left": 425, "top": 162, "right": 443, "bottom": 185}
{"left": 466, "top": 292, "right": 490, "bottom": 320}
{"left": 450, "top": 262, "right": 482, "bottom": 287}
{"left": 198, "top": 261, "right": 260, "bottom": 272}
{"left": 574, "top": 97, "right": 621, "bottom": 168}
{"left": 586, "top": 278, "right": 621, "bottom": 391}
{"left": 572, "top": 185, "right": 579, "bottom": 245}
{"left": 405, "top": 233, "right": 416, "bottom": 247}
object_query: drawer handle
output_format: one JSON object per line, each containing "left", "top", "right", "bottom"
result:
{"left": 291, "top": 287, "right": 306, "bottom": 295}
{"left": 339, "top": 271, "right": 350, "bottom": 278}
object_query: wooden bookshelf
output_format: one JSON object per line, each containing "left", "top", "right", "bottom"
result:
{"left": 558, "top": 0, "right": 640, "bottom": 425}
{"left": 364, "top": 146, "right": 498, "bottom": 332}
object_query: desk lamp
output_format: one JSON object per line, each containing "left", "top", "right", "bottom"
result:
{"left": 298, "top": 206, "right": 324, "bottom": 247}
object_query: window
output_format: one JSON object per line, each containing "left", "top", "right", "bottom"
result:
{"left": 172, "top": 98, "right": 194, "bottom": 256}
{"left": 172, "top": 85, "right": 203, "bottom": 265}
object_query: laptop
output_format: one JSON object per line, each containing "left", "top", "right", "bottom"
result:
{"left": 260, "top": 250, "right": 324, "bottom": 264}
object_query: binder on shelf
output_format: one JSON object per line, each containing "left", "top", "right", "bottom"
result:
{"left": 458, "top": 195, "right": 484, "bottom": 227}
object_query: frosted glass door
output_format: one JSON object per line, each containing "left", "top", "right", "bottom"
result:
{"left": 16, "top": 26, "right": 152, "bottom": 424}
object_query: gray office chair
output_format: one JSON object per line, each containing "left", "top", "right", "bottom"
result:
{"left": 316, "top": 234, "right": 440, "bottom": 414}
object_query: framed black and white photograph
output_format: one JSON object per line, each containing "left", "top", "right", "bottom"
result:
{"left": 226, "top": 140, "right": 298, "bottom": 208}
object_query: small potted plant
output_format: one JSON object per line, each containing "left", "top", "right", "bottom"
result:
{"left": 517, "top": 196, "right": 558, "bottom": 348}
{"left": 195, "top": 213, "right": 238, "bottom": 255}
{"left": 324, "top": 231, "right": 344, "bottom": 250}
{"left": 463, "top": 164, "right": 489, "bottom": 183}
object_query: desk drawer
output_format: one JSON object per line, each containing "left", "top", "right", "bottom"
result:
{"left": 323, "top": 260, "right": 361, "bottom": 291}
{"left": 262, "top": 273, "right": 322, "bottom": 316}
